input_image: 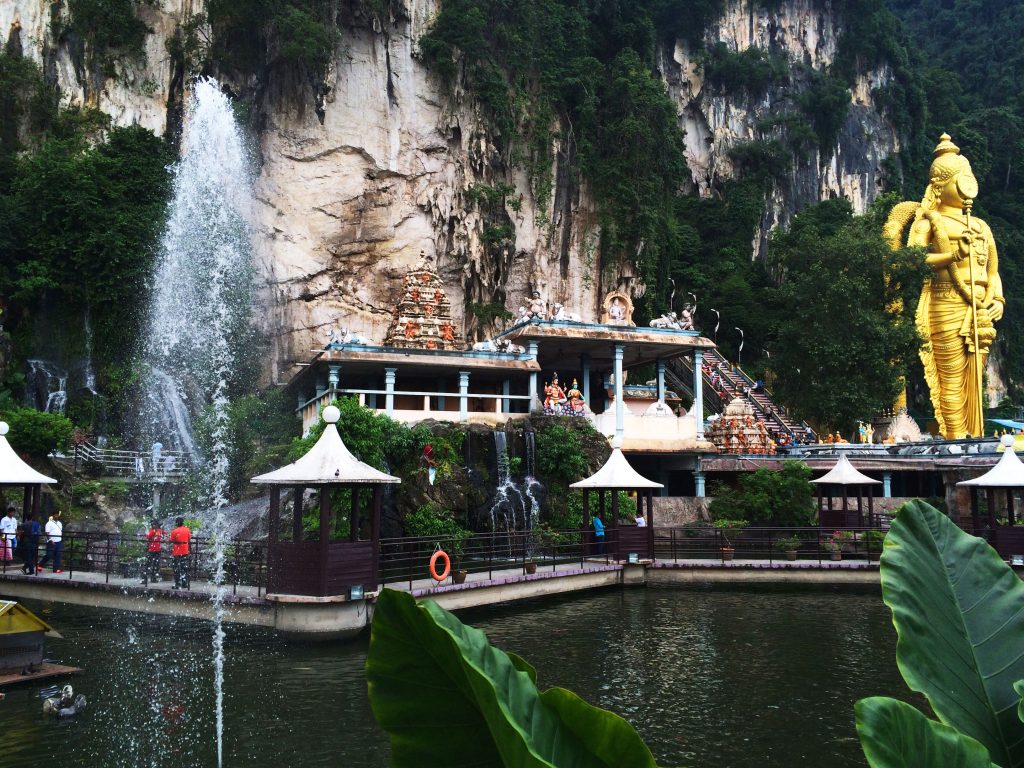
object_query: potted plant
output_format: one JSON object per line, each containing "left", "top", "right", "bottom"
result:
{"left": 862, "top": 529, "right": 886, "bottom": 561}
{"left": 823, "top": 537, "right": 842, "bottom": 561}
{"left": 775, "top": 535, "right": 802, "bottom": 561}
{"left": 449, "top": 529, "right": 471, "bottom": 584}
{"left": 714, "top": 519, "right": 747, "bottom": 561}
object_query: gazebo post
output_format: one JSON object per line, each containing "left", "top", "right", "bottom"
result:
{"left": 1007, "top": 489, "right": 1016, "bottom": 527}
{"left": 970, "top": 487, "right": 980, "bottom": 533}
{"left": 842, "top": 486, "right": 849, "bottom": 522}
{"left": 647, "top": 490, "right": 655, "bottom": 556}
{"left": 986, "top": 488, "right": 998, "bottom": 529}
{"left": 582, "top": 492, "right": 590, "bottom": 555}
{"left": 22, "top": 484, "right": 31, "bottom": 519}
{"left": 268, "top": 487, "right": 280, "bottom": 545}
{"left": 856, "top": 489, "right": 864, "bottom": 527}
{"left": 371, "top": 487, "right": 382, "bottom": 589}
{"left": 293, "top": 486, "right": 304, "bottom": 542}
{"left": 319, "top": 487, "right": 331, "bottom": 595}
{"left": 867, "top": 485, "right": 875, "bottom": 527}
{"left": 351, "top": 486, "right": 361, "bottom": 542}
{"left": 611, "top": 490, "right": 619, "bottom": 559}
{"left": 32, "top": 484, "right": 40, "bottom": 518}
{"left": 816, "top": 485, "right": 823, "bottom": 517}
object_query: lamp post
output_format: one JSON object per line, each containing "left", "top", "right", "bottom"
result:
{"left": 735, "top": 327, "right": 744, "bottom": 366}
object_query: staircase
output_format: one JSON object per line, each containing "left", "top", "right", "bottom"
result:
{"left": 669, "top": 350, "right": 816, "bottom": 444}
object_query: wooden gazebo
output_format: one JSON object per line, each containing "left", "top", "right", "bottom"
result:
{"left": 0, "top": 420, "right": 56, "bottom": 544}
{"left": 958, "top": 434, "right": 1024, "bottom": 558}
{"left": 571, "top": 439, "right": 663, "bottom": 561}
{"left": 812, "top": 454, "right": 881, "bottom": 529}
{"left": 251, "top": 405, "right": 399, "bottom": 597}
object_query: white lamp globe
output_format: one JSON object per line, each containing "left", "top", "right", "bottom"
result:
{"left": 322, "top": 405, "right": 341, "bottom": 424}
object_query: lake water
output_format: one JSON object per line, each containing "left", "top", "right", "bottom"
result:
{"left": 0, "top": 587, "right": 911, "bottom": 767}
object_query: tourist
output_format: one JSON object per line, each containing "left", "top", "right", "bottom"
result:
{"left": 22, "top": 513, "right": 40, "bottom": 574}
{"left": 170, "top": 517, "right": 191, "bottom": 589}
{"left": 151, "top": 441, "right": 163, "bottom": 473}
{"left": 0, "top": 506, "right": 17, "bottom": 562}
{"left": 593, "top": 512, "right": 605, "bottom": 555}
{"left": 635, "top": 511, "right": 646, "bottom": 528}
{"left": 143, "top": 519, "right": 164, "bottom": 583}
{"left": 39, "top": 511, "right": 63, "bottom": 573}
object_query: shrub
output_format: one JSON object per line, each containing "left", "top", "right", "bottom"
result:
{"left": 1, "top": 407, "right": 73, "bottom": 459}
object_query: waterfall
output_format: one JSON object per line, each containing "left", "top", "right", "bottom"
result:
{"left": 140, "top": 77, "right": 255, "bottom": 768}
{"left": 26, "top": 359, "right": 68, "bottom": 414}
{"left": 488, "top": 431, "right": 542, "bottom": 532}
{"left": 82, "top": 307, "right": 98, "bottom": 395}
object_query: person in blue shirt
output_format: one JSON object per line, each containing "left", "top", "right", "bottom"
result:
{"left": 593, "top": 511, "right": 605, "bottom": 555}
{"left": 22, "top": 513, "right": 41, "bottom": 575}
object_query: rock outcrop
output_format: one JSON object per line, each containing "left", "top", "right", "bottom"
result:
{"left": 3, "top": 0, "right": 901, "bottom": 385}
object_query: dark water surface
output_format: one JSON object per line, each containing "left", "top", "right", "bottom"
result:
{"left": 0, "top": 587, "right": 910, "bottom": 767}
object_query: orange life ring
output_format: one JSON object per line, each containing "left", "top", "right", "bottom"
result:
{"left": 429, "top": 550, "right": 451, "bottom": 582}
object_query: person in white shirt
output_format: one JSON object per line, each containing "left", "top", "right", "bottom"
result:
{"left": 635, "top": 511, "right": 647, "bottom": 528}
{"left": 0, "top": 506, "right": 17, "bottom": 561}
{"left": 39, "top": 511, "right": 64, "bottom": 573}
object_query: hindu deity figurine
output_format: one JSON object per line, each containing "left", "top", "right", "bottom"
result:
{"left": 885, "top": 134, "right": 1004, "bottom": 438}
{"left": 567, "top": 378, "right": 585, "bottom": 416}
{"left": 544, "top": 373, "right": 568, "bottom": 415}
{"left": 528, "top": 291, "right": 548, "bottom": 320}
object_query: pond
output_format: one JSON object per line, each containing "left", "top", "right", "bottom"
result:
{"left": 0, "top": 587, "right": 911, "bottom": 767}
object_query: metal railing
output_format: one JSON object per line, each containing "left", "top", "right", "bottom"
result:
{"left": 379, "top": 528, "right": 615, "bottom": 589}
{"left": 656, "top": 526, "right": 885, "bottom": 564}
{"left": 73, "top": 442, "right": 192, "bottom": 480}
{"left": 0, "top": 531, "right": 267, "bottom": 596}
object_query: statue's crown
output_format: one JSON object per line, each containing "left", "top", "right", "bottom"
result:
{"left": 933, "top": 132, "right": 960, "bottom": 158}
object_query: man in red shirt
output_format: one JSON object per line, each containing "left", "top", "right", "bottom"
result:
{"left": 143, "top": 519, "right": 164, "bottom": 584}
{"left": 169, "top": 517, "right": 191, "bottom": 590}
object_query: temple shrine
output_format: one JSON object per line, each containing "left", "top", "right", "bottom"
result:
{"left": 383, "top": 252, "right": 463, "bottom": 351}
{"left": 706, "top": 397, "right": 773, "bottom": 455}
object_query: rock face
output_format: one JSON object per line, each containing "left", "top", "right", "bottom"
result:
{"left": 5, "top": 0, "right": 900, "bottom": 385}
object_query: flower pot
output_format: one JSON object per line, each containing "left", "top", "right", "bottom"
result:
{"left": 868, "top": 552, "right": 881, "bottom": 562}
{"left": 452, "top": 570, "right": 468, "bottom": 584}
{"left": 525, "top": 562, "right": 538, "bottom": 575}
{"left": 720, "top": 547, "right": 735, "bottom": 562}
{"left": 830, "top": 552, "right": 842, "bottom": 561}
{"left": 784, "top": 550, "right": 798, "bottom": 561}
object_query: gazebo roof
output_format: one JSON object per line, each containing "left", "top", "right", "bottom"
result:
{"left": 251, "top": 406, "right": 400, "bottom": 486}
{"left": 810, "top": 454, "right": 880, "bottom": 486}
{"left": 0, "top": 422, "right": 56, "bottom": 486}
{"left": 570, "top": 444, "right": 663, "bottom": 490}
{"left": 958, "top": 435, "right": 1024, "bottom": 488}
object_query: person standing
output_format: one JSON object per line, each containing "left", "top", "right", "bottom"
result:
{"left": 593, "top": 511, "right": 605, "bottom": 555}
{"left": 0, "top": 506, "right": 17, "bottom": 562}
{"left": 39, "top": 511, "right": 63, "bottom": 573}
{"left": 143, "top": 519, "right": 164, "bottom": 583}
{"left": 22, "top": 513, "right": 41, "bottom": 575}
{"left": 169, "top": 517, "right": 191, "bottom": 589}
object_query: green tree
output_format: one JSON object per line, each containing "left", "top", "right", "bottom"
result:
{"left": 767, "top": 198, "right": 924, "bottom": 432}
{"left": 709, "top": 460, "right": 816, "bottom": 526}
{"left": 1, "top": 407, "right": 73, "bottom": 459}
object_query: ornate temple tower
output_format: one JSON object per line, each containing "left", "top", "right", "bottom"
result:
{"left": 383, "top": 251, "right": 464, "bottom": 350}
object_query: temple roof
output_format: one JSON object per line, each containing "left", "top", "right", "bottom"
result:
{"left": 0, "top": 422, "right": 57, "bottom": 486}
{"left": 958, "top": 436, "right": 1024, "bottom": 488}
{"left": 571, "top": 446, "right": 663, "bottom": 490}
{"left": 251, "top": 406, "right": 400, "bottom": 486}
{"left": 810, "top": 454, "right": 881, "bottom": 486}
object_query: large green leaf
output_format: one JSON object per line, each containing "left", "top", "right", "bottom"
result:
{"left": 1016, "top": 681, "right": 1024, "bottom": 725}
{"left": 880, "top": 501, "right": 1024, "bottom": 767}
{"left": 856, "top": 697, "right": 997, "bottom": 768}
{"left": 366, "top": 588, "right": 659, "bottom": 768}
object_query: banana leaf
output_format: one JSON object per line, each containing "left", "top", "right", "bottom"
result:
{"left": 856, "top": 696, "right": 997, "bottom": 768}
{"left": 880, "top": 500, "right": 1024, "bottom": 767}
{"left": 366, "top": 588, "right": 659, "bottom": 768}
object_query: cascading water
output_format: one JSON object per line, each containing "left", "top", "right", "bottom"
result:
{"left": 488, "top": 431, "right": 542, "bottom": 533}
{"left": 140, "top": 77, "right": 255, "bottom": 768}
{"left": 25, "top": 359, "right": 68, "bottom": 414}
{"left": 82, "top": 307, "right": 98, "bottom": 395}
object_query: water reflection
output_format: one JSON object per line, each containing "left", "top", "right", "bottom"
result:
{"left": 0, "top": 588, "right": 908, "bottom": 767}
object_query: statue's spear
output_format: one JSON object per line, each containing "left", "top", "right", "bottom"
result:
{"left": 963, "top": 200, "right": 985, "bottom": 434}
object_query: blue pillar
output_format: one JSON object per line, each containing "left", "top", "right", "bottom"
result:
{"left": 694, "top": 471, "right": 706, "bottom": 498}
{"left": 528, "top": 342, "right": 539, "bottom": 411}
{"left": 656, "top": 358, "right": 666, "bottom": 404}
{"left": 613, "top": 343, "right": 625, "bottom": 442}
{"left": 459, "top": 371, "right": 470, "bottom": 422}
{"left": 581, "top": 353, "right": 591, "bottom": 407}
{"left": 693, "top": 349, "right": 705, "bottom": 440}
{"left": 883, "top": 472, "right": 892, "bottom": 498}
{"left": 328, "top": 364, "right": 340, "bottom": 390}
{"left": 384, "top": 367, "right": 396, "bottom": 416}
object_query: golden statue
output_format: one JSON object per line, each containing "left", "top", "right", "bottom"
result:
{"left": 884, "top": 134, "right": 1004, "bottom": 438}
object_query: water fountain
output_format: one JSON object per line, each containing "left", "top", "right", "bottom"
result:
{"left": 139, "top": 77, "right": 256, "bottom": 768}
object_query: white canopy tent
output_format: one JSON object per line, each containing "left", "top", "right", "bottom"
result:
{"left": 957, "top": 435, "right": 1024, "bottom": 543}
{"left": 0, "top": 421, "right": 55, "bottom": 525}
{"left": 811, "top": 453, "right": 881, "bottom": 528}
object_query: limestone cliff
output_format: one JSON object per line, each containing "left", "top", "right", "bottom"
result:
{"left": 4, "top": 0, "right": 900, "bottom": 385}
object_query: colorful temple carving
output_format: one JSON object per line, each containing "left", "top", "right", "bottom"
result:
{"left": 707, "top": 397, "right": 774, "bottom": 455}
{"left": 383, "top": 251, "right": 464, "bottom": 351}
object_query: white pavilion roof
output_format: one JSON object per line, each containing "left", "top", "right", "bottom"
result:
{"left": 0, "top": 422, "right": 56, "bottom": 485}
{"left": 251, "top": 407, "right": 399, "bottom": 486}
{"left": 958, "top": 436, "right": 1024, "bottom": 488}
{"left": 810, "top": 454, "right": 881, "bottom": 486}
{"left": 570, "top": 447, "right": 663, "bottom": 490}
